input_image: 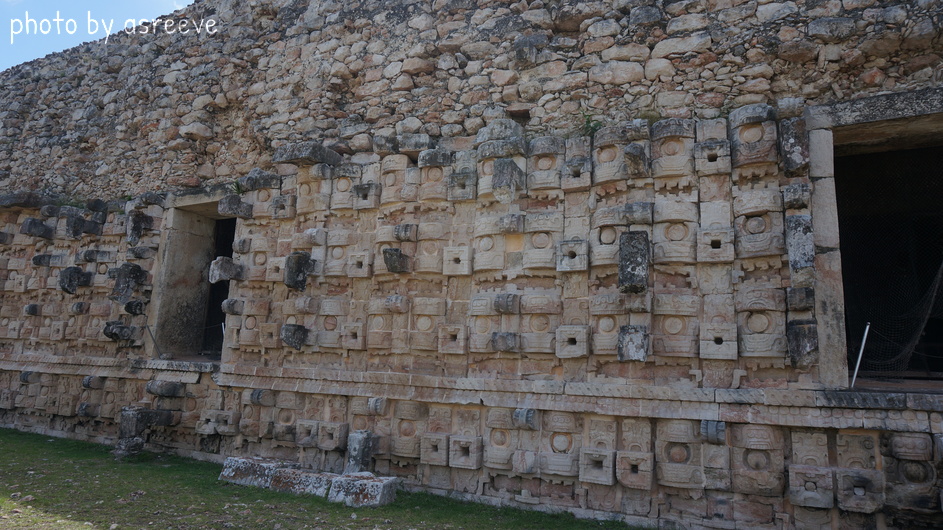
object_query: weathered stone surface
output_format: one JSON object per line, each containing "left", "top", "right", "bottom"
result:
{"left": 270, "top": 469, "right": 337, "bottom": 497}
{"left": 218, "top": 195, "right": 253, "bottom": 219}
{"left": 208, "top": 257, "right": 245, "bottom": 283}
{"left": 273, "top": 142, "right": 343, "bottom": 166}
{"left": 59, "top": 267, "right": 93, "bottom": 294}
{"left": 219, "top": 457, "right": 291, "bottom": 489}
{"left": 619, "top": 231, "right": 650, "bottom": 294}
{"left": 327, "top": 473, "right": 399, "bottom": 507}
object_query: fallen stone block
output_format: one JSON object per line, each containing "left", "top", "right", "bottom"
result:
{"left": 270, "top": 469, "right": 337, "bottom": 497}
{"left": 327, "top": 472, "right": 399, "bottom": 507}
{"left": 219, "top": 457, "right": 293, "bottom": 489}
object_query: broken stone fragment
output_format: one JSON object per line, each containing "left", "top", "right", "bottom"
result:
{"left": 32, "top": 254, "right": 56, "bottom": 267}
{"left": 373, "top": 135, "right": 399, "bottom": 156}
{"left": 619, "top": 231, "right": 650, "bottom": 294}
{"left": 70, "top": 302, "right": 90, "bottom": 314}
{"left": 65, "top": 215, "right": 103, "bottom": 238}
{"left": 393, "top": 224, "right": 418, "bottom": 242}
{"left": 782, "top": 183, "right": 811, "bottom": 210}
{"left": 327, "top": 473, "right": 399, "bottom": 508}
{"left": 103, "top": 320, "right": 135, "bottom": 341}
{"left": 787, "top": 320, "right": 819, "bottom": 370}
{"left": 126, "top": 211, "right": 153, "bottom": 245}
{"left": 512, "top": 408, "right": 539, "bottom": 430}
{"left": 491, "top": 332, "right": 521, "bottom": 352}
{"left": 284, "top": 251, "right": 319, "bottom": 291}
{"left": 145, "top": 380, "right": 186, "bottom": 397}
{"left": 272, "top": 141, "right": 343, "bottom": 166}
{"left": 59, "top": 266, "right": 93, "bottom": 294}
{"left": 23, "top": 304, "right": 40, "bottom": 316}
{"left": 40, "top": 205, "right": 60, "bottom": 217}
{"left": 492, "top": 159, "right": 526, "bottom": 204}
{"left": 124, "top": 300, "right": 147, "bottom": 315}
{"left": 280, "top": 324, "right": 310, "bottom": 350}
{"left": 0, "top": 232, "right": 11, "bottom": 245}
{"left": 86, "top": 198, "right": 108, "bottom": 212}
{"left": 209, "top": 257, "right": 245, "bottom": 283}
{"left": 20, "top": 218, "right": 54, "bottom": 239}
{"left": 219, "top": 457, "right": 293, "bottom": 489}
{"left": 221, "top": 298, "right": 245, "bottom": 315}
{"left": 493, "top": 293, "right": 520, "bottom": 314}
{"left": 382, "top": 248, "right": 410, "bottom": 273}
{"left": 270, "top": 469, "right": 337, "bottom": 497}
{"left": 238, "top": 168, "right": 281, "bottom": 191}
{"left": 81, "top": 375, "right": 106, "bottom": 389}
{"left": 618, "top": 325, "right": 650, "bottom": 361}
{"left": 232, "top": 238, "right": 251, "bottom": 254}
{"left": 127, "top": 246, "right": 155, "bottom": 259}
{"left": 787, "top": 287, "right": 815, "bottom": 311}
{"left": 785, "top": 215, "right": 814, "bottom": 270}
{"left": 476, "top": 118, "right": 524, "bottom": 144}
{"left": 397, "top": 134, "right": 433, "bottom": 156}
{"left": 77, "top": 249, "right": 111, "bottom": 263}
{"left": 344, "top": 430, "right": 378, "bottom": 474}
{"left": 179, "top": 122, "right": 214, "bottom": 141}
{"left": 418, "top": 149, "right": 452, "bottom": 167}
{"left": 19, "top": 371, "right": 40, "bottom": 384}
{"left": 700, "top": 420, "right": 726, "bottom": 444}
{"left": 497, "top": 214, "right": 524, "bottom": 233}
{"left": 384, "top": 295, "right": 410, "bottom": 313}
{"left": 109, "top": 263, "right": 148, "bottom": 303}
{"left": 249, "top": 389, "right": 276, "bottom": 406}
{"left": 217, "top": 195, "right": 253, "bottom": 219}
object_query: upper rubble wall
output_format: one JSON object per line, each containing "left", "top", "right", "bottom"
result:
{"left": 0, "top": 0, "right": 940, "bottom": 198}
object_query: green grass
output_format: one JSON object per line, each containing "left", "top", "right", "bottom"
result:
{"left": 0, "top": 428, "right": 632, "bottom": 529}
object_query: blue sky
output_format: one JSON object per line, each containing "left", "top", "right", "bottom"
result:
{"left": 1, "top": 0, "right": 195, "bottom": 71}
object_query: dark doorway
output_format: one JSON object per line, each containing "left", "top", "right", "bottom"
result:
{"left": 836, "top": 145, "right": 943, "bottom": 379}
{"left": 200, "top": 217, "right": 236, "bottom": 356}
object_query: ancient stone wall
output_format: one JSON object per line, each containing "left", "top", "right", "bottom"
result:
{"left": 2, "top": 0, "right": 943, "bottom": 528}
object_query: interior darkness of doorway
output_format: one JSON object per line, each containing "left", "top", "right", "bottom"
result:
{"left": 836, "top": 145, "right": 943, "bottom": 377}
{"left": 200, "top": 217, "right": 236, "bottom": 357}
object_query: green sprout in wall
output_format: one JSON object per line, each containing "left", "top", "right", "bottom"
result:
{"left": 580, "top": 112, "right": 602, "bottom": 138}
{"left": 228, "top": 180, "right": 246, "bottom": 195}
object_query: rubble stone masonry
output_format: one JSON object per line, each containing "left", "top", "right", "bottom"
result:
{"left": 1, "top": 0, "right": 942, "bottom": 527}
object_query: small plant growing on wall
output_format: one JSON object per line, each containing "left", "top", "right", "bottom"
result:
{"left": 580, "top": 112, "right": 602, "bottom": 138}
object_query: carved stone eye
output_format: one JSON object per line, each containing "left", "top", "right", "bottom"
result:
{"left": 551, "top": 433, "right": 572, "bottom": 453}
{"left": 531, "top": 232, "right": 552, "bottom": 249}
{"left": 663, "top": 316, "right": 685, "bottom": 335}
{"left": 536, "top": 156, "right": 554, "bottom": 170}
{"left": 599, "top": 227, "right": 617, "bottom": 245}
{"left": 745, "top": 449, "right": 770, "bottom": 471}
{"left": 491, "top": 429, "right": 509, "bottom": 447}
{"left": 661, "top": 139, "right": 682, "bottom": 156}
{"left": 426, "top": 167, "right": 442, "bottom": 182}
{"left": 335, "top": 177, "right": 351, "bottom": 191}
{"left": 747, "top": 313, "right": 771, "bottom": 333}
{"left": 399, "top": 420, "right": 415, "bottom": 437}
{"left": 598, "top": 146, "right": 618, "bottom": 163}
{"left": 667, "top": 443, "right": 690, "bottom": 463}
{"left": 745, "top": 216, "right": 768, "bottom": 234}
{"left": 665, "top": 223, "right": 689, "bottom": 241}
{"left": 415, "top": 316, "right": 434, "bottom": 332}
{"left": 739, "top": 123, "right": 764, "bottom": 143}
{"left": 598, "top": 316, "right": 615, "bottom": 333}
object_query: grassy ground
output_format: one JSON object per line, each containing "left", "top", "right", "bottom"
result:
{"left": 0, "top": 428, "right": 631, "bottom": 529}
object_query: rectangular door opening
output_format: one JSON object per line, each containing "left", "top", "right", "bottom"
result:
{"left": 835, "top": 145, "right": 943, "bottom": 382}
{"left": 150, "top": 205, "right": 236, "bottom": 361}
